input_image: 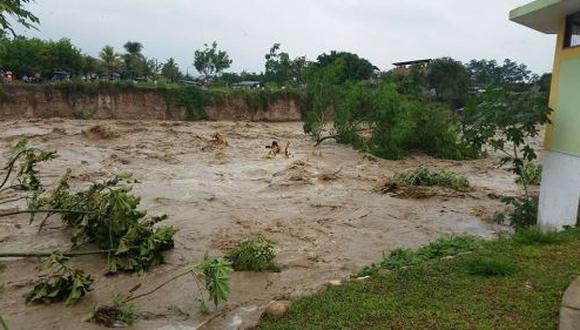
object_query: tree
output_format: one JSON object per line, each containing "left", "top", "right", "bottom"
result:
{"left": 467, "top": 58, "right": 536, "bottom": 88}
{"left": 0, "top": 37, "right": 84, "bottom": 77}
{"left": 99, "top": 45, "right": 120, "bottom": 73}
{"left": 0, "top": 0, "right": 39, "bottom": 36}
{"left": 265, "top": 43, "right": 293, "bottom": 85}
{"left": 313, "top": 51, "right": 375, "bottom": 83}
{"left": 161, "top": 58, "right": 182, "bottom": 82}
{"left": 122, "top": 41, "right": 146, "bottom": 79}
{"left": 427, "top": 57, "right": 469, "bottom": 108}
{"left": 193, "top": 41, "right": 232, "bottom": 79}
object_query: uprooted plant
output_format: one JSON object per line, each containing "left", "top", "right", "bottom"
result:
{"left": 461, "top": 85, "right": 551, "bottom": 230}
{"left": 90, "top": 255, "right": 233, "bottom": 327}
{"left": 387, "top": 167, "right": 470, "bottom": 191}
{"left": 227, "top": 234, "right": 279, "bottom": 272}
{"left": 0, "top": 140, "right": 177, "bottom": 274}
{"left": 25, "top": 253, "right": 93, "bottom": 305}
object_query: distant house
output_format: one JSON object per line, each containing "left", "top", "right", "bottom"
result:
{"left": 232, "top": 81, "right": 262, "bottom": 89}
{"left": 392, "top": 59, "right": 432, "bottom": 75}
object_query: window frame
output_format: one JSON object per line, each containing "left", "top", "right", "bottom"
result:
{"left": 564, "top": 11, "right": 580, "bottom": 49}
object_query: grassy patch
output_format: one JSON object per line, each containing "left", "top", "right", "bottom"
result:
{"left": 391, "top": 167, "right": 471, "bottom": 191}
{"left": 358, "top": 235, "right": 481, "bottom": 276}
{"left": 227, "top": 234, "right": 279, "bottom": 272}
{"left": 514, "top": 227, "right": 566, "bottom": 246}
{"left": 262, "top": 229, "right": 580, "bottom": 330}
{"left": 462, "top": 257, "right": 518, "bottom": 277}
{"left": 0, "top": 262, "right": 5, "bottom": 273}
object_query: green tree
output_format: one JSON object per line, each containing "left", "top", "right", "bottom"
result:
{"left": 313, "top": 51, "right": 375, "bottom": 83}
{"left": 44, "top": 38, "right": 85, "bottom": 75}
{"left": 193, "top": 41, "right": 232, "bottom": 79}
{"left": 265, "top": 43, "right": 293, "bottom": 85}
{"left": 0, "top": 37, "right": 84, "bottom": 77}
{"left": 0, "top": 0, "right": 39, "bottom": 36}
{"left": 122, "top": 41, "right": 146, "bottom": 79}
{"left": 161, "top": 58, "right": 182, "bottom": 82}
{"left": 99, "top": 45, "right": 120, "bottom": 73}
{"left": 427, "top": 57, "right": 469, "bottom": 108}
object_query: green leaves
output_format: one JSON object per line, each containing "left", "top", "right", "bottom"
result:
{"left": 227, "top": 234, "right": 279, "bottom": 272}
{"left": 197, "top": 255, "right": 233, "bottom": 308}
{"left": 26, "top": 163, "right": 177, "bottom": 274}
{"left": 391, "top": 167, "right": 471, "bottom": 191}
{"left": 25, "top": 254, "right": 93, "bottom": 305}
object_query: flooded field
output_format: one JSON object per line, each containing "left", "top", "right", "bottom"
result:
{"left": 0, "top": 119, "right": 526, "bottom": 329}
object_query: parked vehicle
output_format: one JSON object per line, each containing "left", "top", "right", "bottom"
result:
{"left": 50, "top": 71, "right": 71, "bottom": 81}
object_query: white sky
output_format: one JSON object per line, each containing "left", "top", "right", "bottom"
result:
{"left": 14, "top": 0, "right": 556, "bottom": 75}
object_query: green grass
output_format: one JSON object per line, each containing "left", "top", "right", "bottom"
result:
{"left": 0, "top": 262, "right": 5, "bottom": 273}
{"left": 392, "top": 167, "right": 471, "bottom": 191}
{"left": 261, "top": 228, "right": 580, "bottom": 330}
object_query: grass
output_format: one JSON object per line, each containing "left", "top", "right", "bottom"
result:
{"left": 227, "top": 234, "right": 279, "bottom": 272}
{"left": 358, "top": 235, "right": 482, "bottom": 276}
{"left": 261, "top": 228, "right": 580, "bottom": 330}
{"left": 392, "top": 167, "right": 471, "bottom": 191}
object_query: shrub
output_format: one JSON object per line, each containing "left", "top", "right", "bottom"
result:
{"left": 513, "top": 227, "right": 565, "bottom": 246}
{"left": 227, "top": 234, "right": 279, "bottom": 272}
{"left": 463, "top": 257, "right": 517, "bottom": 277}
{"left": 497, "top": 196, "right": 538, "bottom": 231}
{"left": 516, "top": 162, "right": 543, "bottom": 186}
{"left": 391, "top": 167, "right": 471, "bottom": 191}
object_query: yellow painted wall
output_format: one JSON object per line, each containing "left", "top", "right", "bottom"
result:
{"left": 545, "top": 19, "right": 580, "bottom": 150}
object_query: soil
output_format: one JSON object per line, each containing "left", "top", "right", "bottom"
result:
{"left": 0, "top": 119, "right": 533, "bottom": 329}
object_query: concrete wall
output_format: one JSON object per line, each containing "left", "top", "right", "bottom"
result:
{"left": 539, "top": 151, "right": 580, "bottom": 229}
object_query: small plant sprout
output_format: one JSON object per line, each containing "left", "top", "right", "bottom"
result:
{"left": 227, "top": 234, "right": 279, "bottom": 272}
{"left": 25, "top": 253, "right": 93, "bottom": 305}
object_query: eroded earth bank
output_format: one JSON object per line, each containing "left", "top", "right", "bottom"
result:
{"left": 0, "top": 120, "right": 525, "bottom": 329}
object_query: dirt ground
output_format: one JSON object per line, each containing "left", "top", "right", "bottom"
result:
{"left": 0, "top": 119, "right": 533, "bottom": 329}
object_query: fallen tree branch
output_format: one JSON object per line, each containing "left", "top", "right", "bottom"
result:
{"left": 314, "top": 135, "right": 338, "bottom": 147}
{"left": 0, "top": 209, "right": 91, "bottom": 218}
{"left": 125, "top": 269, "right": 193, "bottom": 303}
{"left": 0, "top": 249, "right": 116, "bottom": 258}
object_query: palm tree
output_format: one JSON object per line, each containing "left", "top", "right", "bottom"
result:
{"left": 161, "top": 58, "right": 182, "bottom": 82}
{"left": 123, "top": 41, "right": 143, "bottom": 56}
{"left": 99, "top": 45, "right": 119, "bottom": 73}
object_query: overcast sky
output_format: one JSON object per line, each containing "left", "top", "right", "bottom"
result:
{"left": 14, "top": 0, "right": 556, "bottom": 75}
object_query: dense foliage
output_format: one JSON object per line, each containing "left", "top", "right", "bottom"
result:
{"left": 227, "top": 234, "right": 279, "bottom": 272}
{"left": 194, "top": 41, "right": 232, "bottom": 79}
{"left": 388, "top": 167, "right": 471, "bottom": 191}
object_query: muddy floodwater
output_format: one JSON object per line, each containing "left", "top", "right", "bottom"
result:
{"left": 0, "top": 119, "right": 527, "bottom": 329}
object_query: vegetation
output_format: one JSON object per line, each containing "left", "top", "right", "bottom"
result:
{"left": 264, "top": 43, "right": 307, "bottom": 86}
{"left": 25, "top": 253, "right": 93, "bottom": 305}
{"left": 427, "top": 57, "right": 469, "bottom": 108}
{"left": 313, "top": 51, "right": 376, "bottom": 83}
{"left": 262, "top": 228, "right": 580, "bottom": 330}
{"left": 0, "top": 0, "right": 39, "bottom": 36}
{"left": 194, "top": 41, "right": 232, "bottom": 79}
{"left": 227, "top": 234, "right": 279, "bottom": 272}
{"left": 389, "top": 167, "right": 471, "bottom": 191}
{"left": 516, "top": 162, "right": 543, "bottom": 186}
{"left": 358, "top": 235, "right": 482, "bottom": 276}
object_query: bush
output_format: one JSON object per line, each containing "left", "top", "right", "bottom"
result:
{"left": 463, "top": 257, "right": 517, "bottom": 277}
{"left": 391, "top": 167, "right": 471, "bottom": 191}
{"left": 227, "top": 234, "right": 279, "bottom": 272}
{"left": 497, "top": 196, "right": 538, "bottom": 231}
{"left": 516, "top": 162, "right": 543, "bottom": 186}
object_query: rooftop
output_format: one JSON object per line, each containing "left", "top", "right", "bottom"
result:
{"left": 510, "top": 0, "right": 580, "bottom": 34}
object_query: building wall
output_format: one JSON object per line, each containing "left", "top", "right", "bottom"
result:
{"left": 545, "top": 18, "right": 580, "bottom": 157}
{"left": 539, "top": 16, "right": 580, "bottom": 229}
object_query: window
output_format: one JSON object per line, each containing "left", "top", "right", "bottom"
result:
{"left": 565, "top": 12, "right": 580, "bottom": 48}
